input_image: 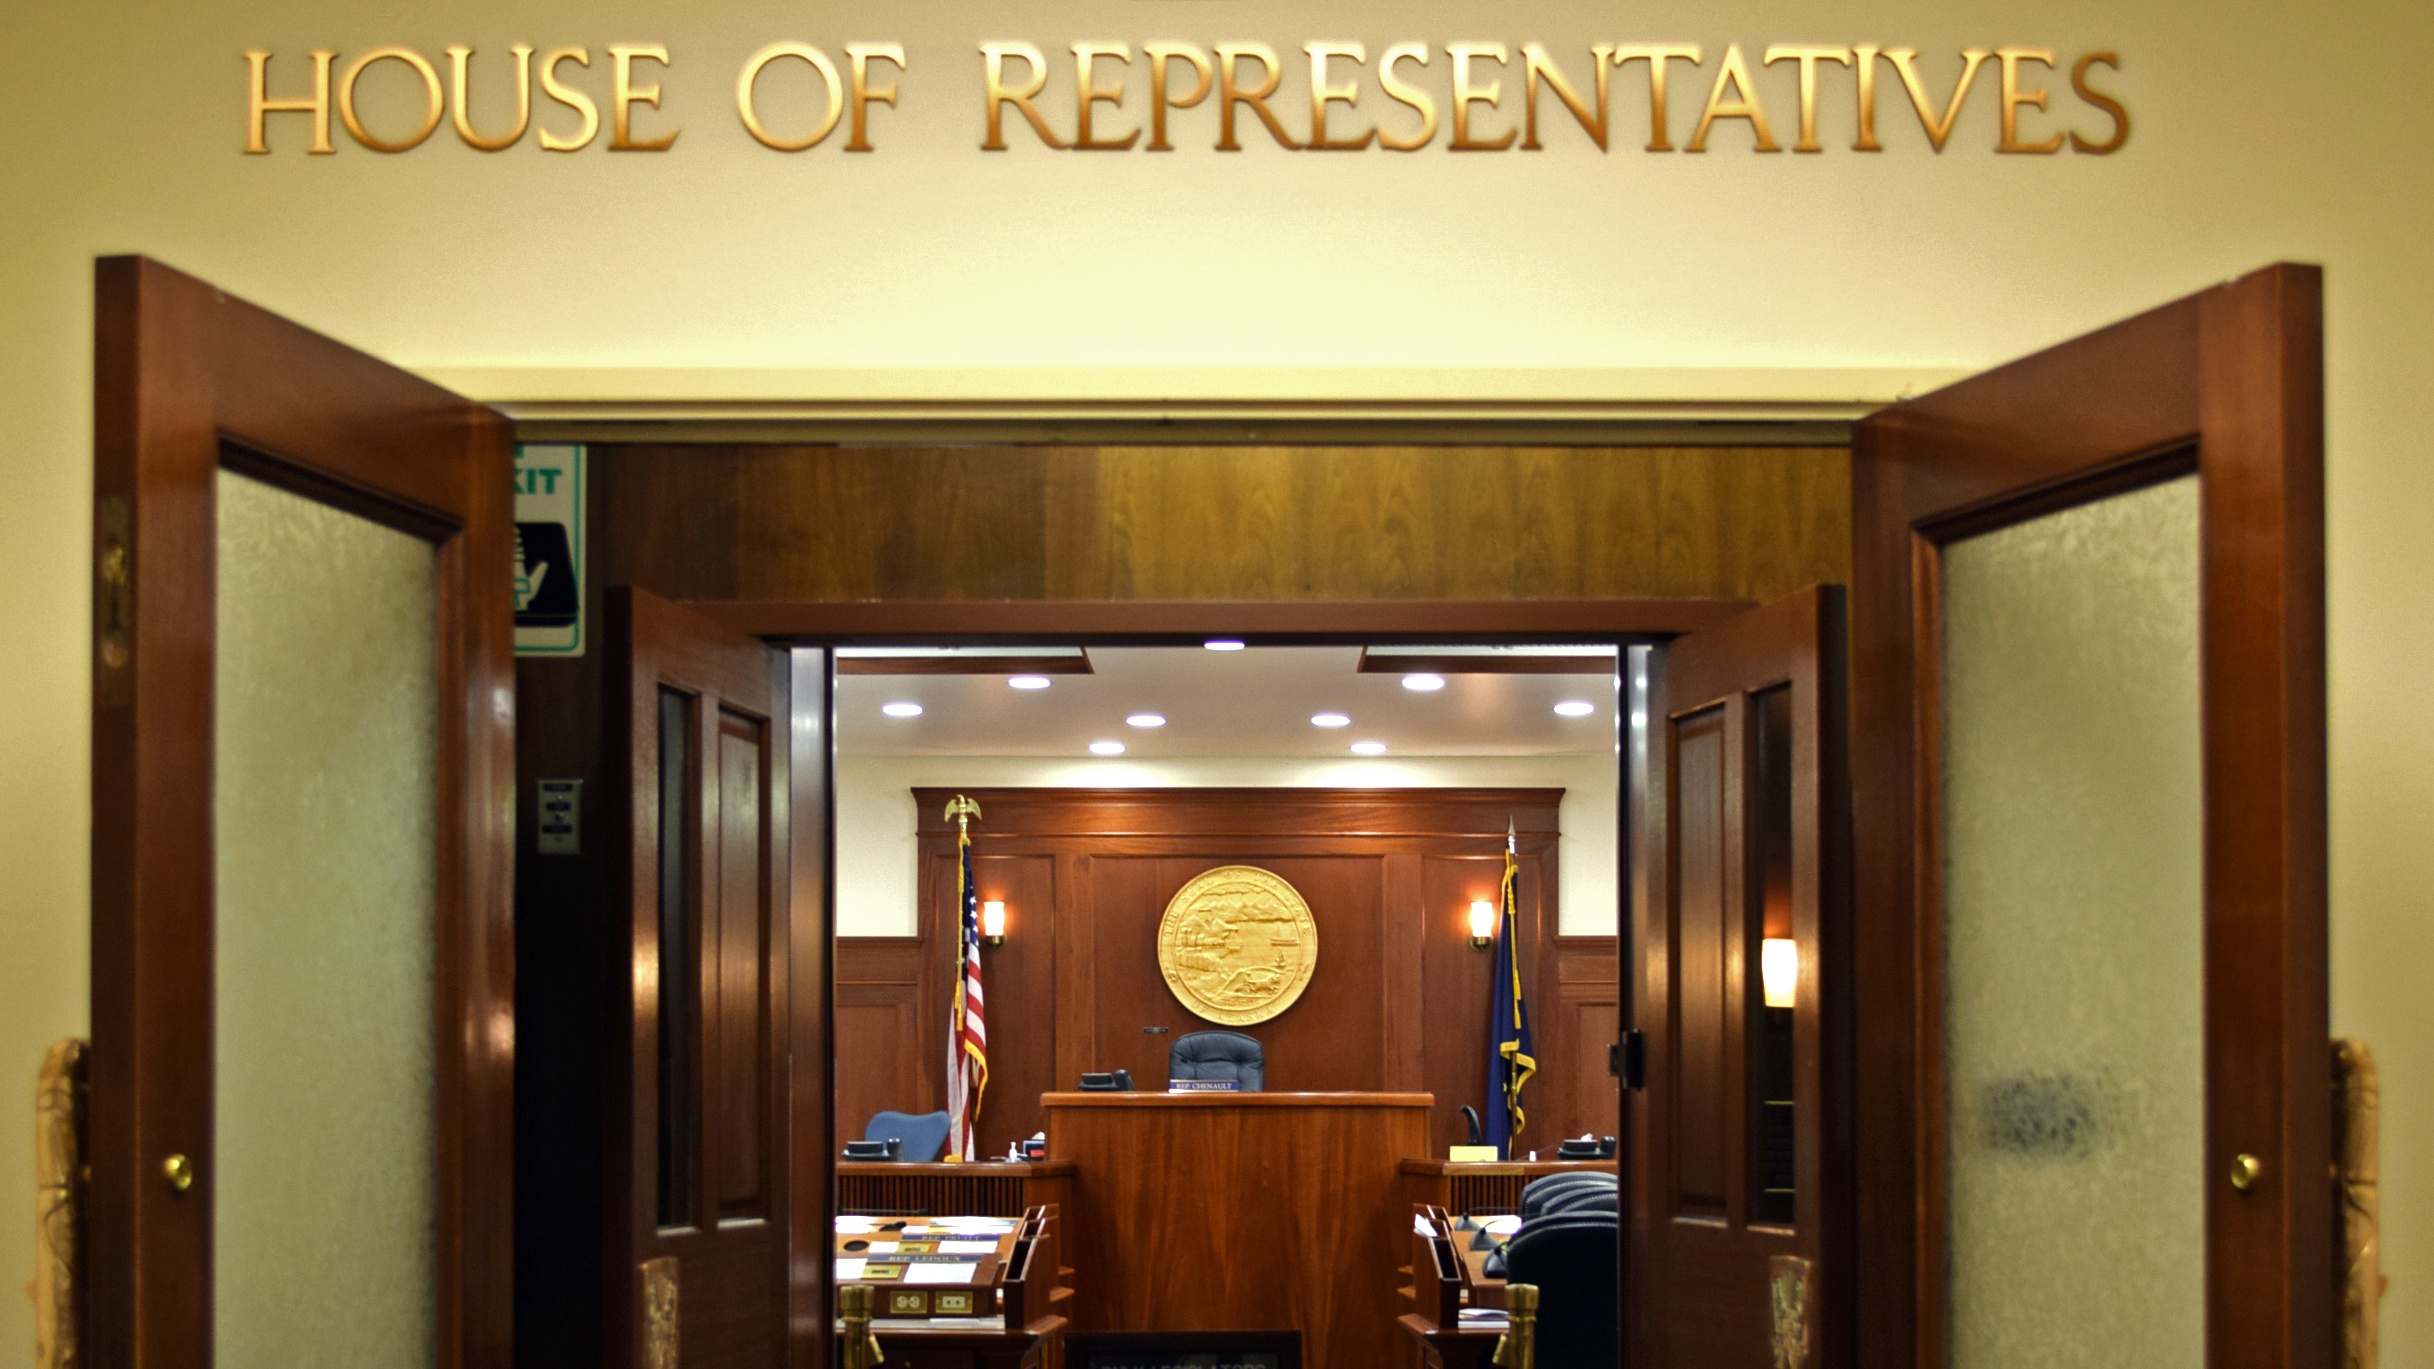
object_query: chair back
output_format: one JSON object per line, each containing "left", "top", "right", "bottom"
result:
{"left": 862, "top": 1109, "right": 952, "bottom": 1162}
{"left": 1167, "top": 1031, "right": 1265, "bottom": 1091}
{"left": 1518, "top": 1170, "right": 1615, "bottom": 1218}
{"left": 1502, "top": 1210, "right": 1620, "bottom": 1364}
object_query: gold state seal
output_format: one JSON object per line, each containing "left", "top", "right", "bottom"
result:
{"left": 1156, "top": 865, "right": 1319, "bottom": 1027}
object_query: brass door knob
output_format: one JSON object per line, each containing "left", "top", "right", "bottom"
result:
{"left": 162, "top": 1153, "right": 195, "bottom": 1193}
{"left": 2228, "top": 1153, "right": 2263, "bottom": 1193}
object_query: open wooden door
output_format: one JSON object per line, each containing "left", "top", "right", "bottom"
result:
{"left": 1849, "top": 263, "right": 2328, "bottom": 1369}
{"left": 605, "top": 587, "right": 832, "bottom": 1368}
{"left": 1635, "top": 586, "right": 1852, "bottom": 1369}
{"left": 88, "top": 257, "right": 515, "bottom": 1368}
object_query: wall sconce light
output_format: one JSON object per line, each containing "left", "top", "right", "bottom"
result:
{"left": 1761, "top": 937, "right": 1798, "bottom": 1009}
{"left": 981, "top": 901, "right": 1007, "bottom": 946}
{"left": 1469, "top": 900, "right": 1497, "bottom": 948}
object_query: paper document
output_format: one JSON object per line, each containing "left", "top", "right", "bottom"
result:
{"left": 938, "top": 1240, "right": 1000, "bottom": 1255}
{"left": 904, "top": 1261, "right": 981, "bottom": 1286}
{"left": 834, "top": 1259, "right": 867, "bottom": 1280}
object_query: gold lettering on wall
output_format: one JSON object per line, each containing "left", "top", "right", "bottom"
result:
{"left": 1375, "top": 42, "right": 1437, "bottom": 152}
{"left": 1762, "top": 45, "right": 1851, "bottom": 154}
{"left": 609, "top": 45, "right": 676, "bottom": 150}
{"left": 338, "top": 46, "right": 445, "bottom": 153}
{"left": 1144, "top": 43, "right": 1212, "bottom": 152}
{"left": 1448, "top": 42, "right": 1514, "bottom": 151}
{"left": 848, "top": 44, "right": 906, "bottom": 152}
{"left": 1217, "top": 42, "right": 1300, "bottom": 150}
{"left": 449, "top": 45, "right": 533, "bottom": 151}
{"left": 1521, "top": 43, "right": 1612, "bottom": 151}
{"left": 1997, "top": 47, "right": 2063, "bottom": 153}
{"left": 1612, "top": 44, "right": 1702, "bottom": 152}
{"left": 537, "top": 47, "right": 598, "bottom": 151}
{"left": 1306, "top": 42, "right": 1373, "bottom": 151}
{"left": 982, "top": 41, "right": 1064, "bottom": 149}
{"left": 738, "top": 43, "right": 843, "bottom": 151}
{"left": 1688, "top": 42, "right": 1779, "bottom": 152}
{"left": 1072, "top": 43, "right": 1139, "bottom": 150}
{"left": 1883, "top": 46, "right": 1990, "bottom": 152}
{"left": 2070, "top": 52, "right": 2130, "bottom": 154}
{"left": 245, "top": 49, "right": 333, "bottom": 154}
{"left": 234, "top": 40, "right": 2135, "bottom": 159}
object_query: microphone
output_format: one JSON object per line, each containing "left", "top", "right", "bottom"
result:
{"left": 1459, "top": 1105, "right": 1483, "bottom": 1146}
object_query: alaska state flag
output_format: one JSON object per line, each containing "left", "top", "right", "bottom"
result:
{"left": 1484, "top": 826, "right": 1537, "bottom": 1159}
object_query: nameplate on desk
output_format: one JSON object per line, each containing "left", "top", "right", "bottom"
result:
{"left": 1168, "top": 1079, "right": 1240, "bottom": 1093}
{"left": 1447, "top": 1145, "right": 1500, "bottom": 1162}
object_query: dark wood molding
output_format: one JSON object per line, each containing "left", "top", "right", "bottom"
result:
{"left": 88, "top": 255, "right": 515, "bottom": 1369}
{"left": 690, "top": 598, "right": 1752, "bottom": 645}
{"left": 1356, "top": 647, "right": 1619, "bottom": 675}
{"left": 1850, "top": 262, "right": 2329, "bottom": 1369}
{"left": 836, "top": 652, "right": 1094, "bottom": 676}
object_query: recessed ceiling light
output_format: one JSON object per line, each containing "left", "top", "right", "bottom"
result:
{"left": 1553, "top": 700, "right": 1597, "bottom": 717}
{"left": 881, "top": 701, "right": 923, "bottom": 718}
{"left": 1204, "top": 639, "right": 1245, "bottom": 652}
{"left": 1402, "top": 673, "right": 1446, "bottom": 692}
{"left": 1089, "top": 740, "right": 1127, "bottom": 756}
{"left": 1350, "top": 740, "right": 1388, "bottom": 756}
{"left": 1008, "top": 676, "right": 1052, "bottom": 690}
{"left": 1311, "top": 712, "right": 1351, "bottom": 728}
{"left": 1127, "top": 713, "right": 1166, "bottom": 728}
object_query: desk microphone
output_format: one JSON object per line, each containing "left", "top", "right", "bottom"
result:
{"left": 1459, "top": 1105, "right": 1483, "bottom": 1147}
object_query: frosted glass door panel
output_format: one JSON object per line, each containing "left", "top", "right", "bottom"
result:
{"left": 1940, "top": 475, "right": 2203, "bottom": 1369}
{"left": 214, "top": 470, "right": 440, "bottom": 1368}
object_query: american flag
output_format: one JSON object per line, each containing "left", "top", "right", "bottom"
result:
{"left": 945, "top": 826, "right": 989, "bottom": 1160}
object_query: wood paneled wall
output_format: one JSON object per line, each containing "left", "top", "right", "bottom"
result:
{"left": 832, "top": 787, "right": 1621, "bottom": 1160}
{"left": 593, "top": 444, "right": 1850, "bottom": 604}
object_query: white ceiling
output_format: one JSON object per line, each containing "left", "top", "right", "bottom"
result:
{"left": 834, "top": 646, "right": 1622, "bottom": 758}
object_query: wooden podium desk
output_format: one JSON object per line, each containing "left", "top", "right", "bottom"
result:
{"left": 1042, "top": 1091, "right": 1430, "bottom": 1369}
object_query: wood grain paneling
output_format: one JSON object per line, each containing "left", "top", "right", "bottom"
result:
{"left": 1044, "top": 1092, "right": 1430, "bottom": 1369}
{"left": 593, "top": 444, "right": 1848, "bottom": 607}
{"left": 835, "top": 789, "right": 1620, "bottom": 1163}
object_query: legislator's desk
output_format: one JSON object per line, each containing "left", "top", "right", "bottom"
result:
{"left": 837, "top": 1160, "right": 1078, "bottom": 1219}
{"left": 1395, "top": 1158, "right": 1620, "bottom": 1218}
{"left": 1042, "top": 1091, "right": 1431, "bottom": 1369}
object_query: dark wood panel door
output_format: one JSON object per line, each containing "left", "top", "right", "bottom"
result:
{"left": 1638, "top": 587, "right": 1850, "bottom": 1369}
{"left": 1850, "top": 264, "right": 2329, "bottom": 1369}
{"left": 87, "top": 258, "right": 514, "bottom": 1369}
{"left": 607, "top": 588, "right": 805, "bottom": 1369}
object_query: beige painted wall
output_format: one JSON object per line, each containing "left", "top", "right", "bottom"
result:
{"left": 5, "top": 0, "right": 2429, "bottom": 1358}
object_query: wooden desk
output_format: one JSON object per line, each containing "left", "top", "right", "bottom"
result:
{"left": 1395, "top": 1158, "right": 1619, "bottom": 1218}
{"left": 1043, "top": 1091, "right": 1431, "bottom": 1369}
{"left": 842, "top": 1314, "right": 1067, "bottom": 1369}
{"left": 838, "top": 1160, "right": 1077, "bottom": 1218}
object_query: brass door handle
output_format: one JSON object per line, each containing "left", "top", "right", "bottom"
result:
{"left": 2228, "top": 1153, "right": 2263, "bottom": 1193}
{"left": 162, "top": 1154, "right": 194, "bottom": 1193}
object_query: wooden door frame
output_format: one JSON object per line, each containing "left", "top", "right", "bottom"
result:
{"left": 1850, "top": 263, "right": 2328, "bottom": 1369}
{"left": 690, "top": 595, "right": 1741, "bottom": 1369}
{"left": 88, "top": 256, "right": 516, "bottom": 1369}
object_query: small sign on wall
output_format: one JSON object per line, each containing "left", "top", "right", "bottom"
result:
{"left": 515, "top": 444, "right": 584, "bottom": 656}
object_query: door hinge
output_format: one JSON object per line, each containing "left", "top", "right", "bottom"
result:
{"left": 1613, "top": 1030, "right": 1647, "bottom": 1090}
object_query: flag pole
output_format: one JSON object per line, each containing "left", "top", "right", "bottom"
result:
{"left": 943, "top": 794, "right": 983, "bottom": 1160}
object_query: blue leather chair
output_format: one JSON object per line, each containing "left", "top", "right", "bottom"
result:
{"left": 1503, "top": 1210, "right": 1621, "bottom": 1364}
{"left": 861, "top": 1109, "right": 952, "bottom": 1163}
{"left": 1167, "top": 1031, "right": 1265, "bottom": 1091}
{"left": 1520, "top": 1170, "right": 1616, "bottom": 1218}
